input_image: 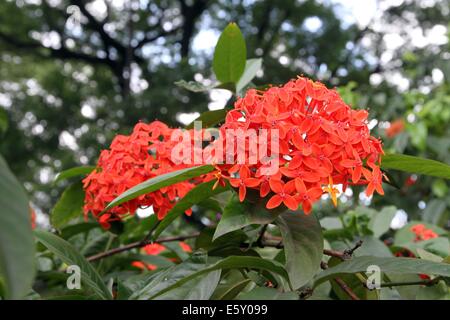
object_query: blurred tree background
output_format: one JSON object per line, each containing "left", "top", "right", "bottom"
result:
{"left": 0, "top": 0, "right": 449, "bottom": 228}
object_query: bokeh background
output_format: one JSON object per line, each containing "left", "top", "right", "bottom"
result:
{"left": 0, "top": 0, "right": 449, "bottom": 229}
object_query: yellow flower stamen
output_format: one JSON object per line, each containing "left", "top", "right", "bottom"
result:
{"left": 323, "top": 176, "right": 339, "bottom": 207}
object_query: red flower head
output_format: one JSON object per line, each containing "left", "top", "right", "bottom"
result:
{"left": 410, "top": 223, "right": 438, "bottom": 242}
{"left": 83, "top": 121, "right": 201, "bottom": 228}
{"left": 212, "top": 76, "right": 384, "bottom": 213}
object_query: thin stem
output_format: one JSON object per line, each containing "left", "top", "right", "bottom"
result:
{"left": 377, "top": 278, "right": 441, "bottom": 288}
{"left": 256, "top": 224, "right": 268, "bottom": 247}
{"left": 86, "top": 233, "right": 200, "bottom": 262}
{"left": 320, "top": 261, "right": 360, "bottom": 300}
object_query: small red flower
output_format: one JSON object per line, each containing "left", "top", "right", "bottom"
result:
{"left": 229, "top": 166, "right": 260, "bottom": 202}
{"left": 143, "top": 243, "right": 166, "bottom": 255}
{"left": 266, "top": 179, "right": 298, "bottom": 210}
{"left": 179, "top": 241, "right": 192, "bottom": 253}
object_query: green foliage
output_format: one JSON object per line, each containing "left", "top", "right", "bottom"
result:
{"left": 276, "top": 211, "right": 323, "bottom": 289}
{"left": 51, "top": 182, "right": 85, "bottom": 229}
{"left": 0, "top": 155, "right": 35, "bottom": 299}
{"left": 154, "top": 180, "right": 230, "bottom": 239}
{"left": 382, "top": 154, "right": 450, "bottom": 179}
{"left": 214, "top": 194, "right": 279, "bottom": 240}
{"left": 34, "top": 230, "right": 112, "bottom": 300}
{"left": 315, "top": 256, "right": 450, "bottom": 286}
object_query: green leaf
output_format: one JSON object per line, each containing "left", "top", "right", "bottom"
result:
{"left": 276, "top": 211, "right": 323, "bottom": 289}
{"left": 416, "top": 248, "right": 443, "bottom": 263}
{"left": 54, "top": 166, "right": 95, "bottom": 184}
{"left": 368, "top": 206, "right": 396, "bottom": 238}
{"left": 0, "top": 108, "right": 8, "bottom": 134}
{"left": 213, "top": 194, "right": 280, "bottom": 240}
{"left": 314, "top": 256, "right": 450, "bottom": 287}
{"left": 416, "top": 280, "right": 450, "bottom": 300}
{"left": 353, "top": 236, "right": 393, "bottom": 258}
{"left": 105, "top": 165, "right": 214, "bottom": 211}
{"left": 120, "top": 214, "right": 159, "bottom": 242}
{"left": 61, "top": 222, "right": 99, "bottom": 240}
{"left": 34, "top": 230, "right": 112, "bottom": 300}
{"left": 186, "top": 109, "right": 229, "bottom": 129}
{"left": 0, "top": 155, "right": 35, "bottom": 299}
{"left": 174, "top": 80, "right": 216, "bottom": 93}
{"left": 236, "top": 58, "right": 262, "bottom": 94}
{"left": 137, "top": 256, "right": 289, "bottom": 300}
{"left": 154, "top": 180, "right": 229, "bottom": 239}
{"left": 51, "top": 181, "right": 85, "bottom": 229}
{"left": 213, "top": 22, "right": 247, "bottom": 84}
{"left": 216, "top": 278, "right": 252, "bottom": 300}
{"left": 155, "top": 270, "right": 221, "bottom": 300}
{"left": 237, "top": 286, "right": 298, "bottom": 300}
{"left": 422, "top": 199, "right": 447, "bottom": 225}
{"left": 196, "top": 228, "right": 253, "bottom": 257}
{"left": 381, "top": 153, "right": 450, "bottom": 179}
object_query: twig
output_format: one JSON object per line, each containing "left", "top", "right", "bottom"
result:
{"left": 86, "top": 233, "right": 200, "bottom": 262}
{"left": 344, "top": 240, "right": 363, "bottom": 257}
{"left": 87, "top": 233, "right": 364, "bottom": 263}
{"left": 256, "top": 224, "right": 268, "bottom": 247}
{"left": 321, "top": 261, "right": 360, "bottom": 300}
{"left": 376, "top": 277, "right": 441, "bottom": 289}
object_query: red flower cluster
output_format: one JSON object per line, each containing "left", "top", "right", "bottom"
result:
{"left": 410, "top": 224, "right": 438, "bottom": 242}
{"left": 211, "top": 77, "right": 384, "bottom": 213}
{"left": 83, "top": 121, "right": 200, "bottom": 225}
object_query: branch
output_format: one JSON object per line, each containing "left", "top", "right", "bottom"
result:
{"left": 0, "top": 31, "right": 115, "bottom": 68}
{"left": 321, "top": 261, "right": 360, "bottom": 300}
{"left": 375, "top": 277, "right": 442, "bottom": 289}
{"left": 86, "top": 233, "right": 200, "bottom": 262}
{"left": 69, "top": 0, "right": 126, "bottom": 56}
{"left": 179, "top": 0, "right": 210, "bottom": 57}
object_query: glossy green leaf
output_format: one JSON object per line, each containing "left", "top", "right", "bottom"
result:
{"left": 138, "top": 256, "right": 289, "bottom": 300}
{"left": 368, "top": 206, "right": 396, "bottom": 238}
{"left": 315, "top": 256, "right": 450, "bottom": 286}
{"left": 381, "top": 153, "right": 450, "bottom": 179}
{"left": 422, "top": 199, "right": 447, "bottom": 225}
{"left": 51, "top": 181, "right": 85, "bottom": 229}
{"left": 216, "top": 278, "right": 252, "bottom": 300}
{"left": 60, "top": 222, "right": 99, "bottom": 240}
{"left": 155, "top": 270, "right": 221, "bottom": 300}
{"left": 34, "top": 230, "right": 112, "bottom": 300}
{"left": 213, "top": 194, "right": 280, "bottom": 240}
{"left": 236, "top": 58, "right": 262, "bottom": 94}
{"left": 276, "top": 211, "right": 323, "bottom": 289}
{"left": 54, "top": 166, "right": 95, "bottom": 184}
{"left": 105, "top": 165, "right": 214, "bottom": 211}
{"left": 154, "top": 180, "right": 229, "bottom": 239}
{"left": 0, "top": 155, "right": 35, "bottom": 299}
{"left": 213, "top": 22, "right": 246, "bottom": 84}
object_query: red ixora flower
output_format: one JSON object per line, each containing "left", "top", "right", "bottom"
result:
{"left": 410, "top": 223, "right": 438, "bottom": 242}
{"left": 83, "top": 121, "right": 203, "bottom": 228}
{"left": 210, "top": 76, "right": 385, "bottom": 214}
